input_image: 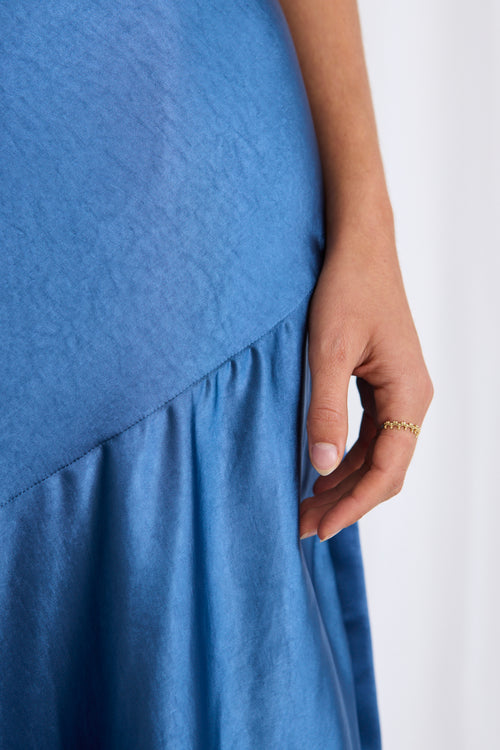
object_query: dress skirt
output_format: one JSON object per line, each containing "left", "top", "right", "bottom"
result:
{"left": 0, "top": 1, "right": 382, "bottom": 747}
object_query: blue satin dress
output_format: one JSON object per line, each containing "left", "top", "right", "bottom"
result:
{"left": 0, "top": 1, "right": 382, "bottom": 747}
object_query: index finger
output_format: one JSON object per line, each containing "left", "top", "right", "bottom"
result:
{"left": 315, "top": 417, "right": 420, "bottom": 541}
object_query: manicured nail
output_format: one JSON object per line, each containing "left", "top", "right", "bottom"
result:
{"left": 311, "top": 442, "right": 339, "bottom": 475}
{"left": 319, "top": 529, "right": 342, "bottom": 542}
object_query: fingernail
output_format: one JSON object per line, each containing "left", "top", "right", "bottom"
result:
{"left": 319, "top": 529, "right": 342, "bottom": 542}
{"left": 300, "top": 530, "right": 316, "bottom": 540}
{"left": 311, "top": 442, "right": 339, "bottom": 475}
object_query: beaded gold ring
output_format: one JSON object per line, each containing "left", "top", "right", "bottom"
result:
{"left": 381, "top": 419, "right": 421, "bottom": 437}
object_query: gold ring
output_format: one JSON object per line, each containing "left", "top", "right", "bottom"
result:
{"left": 380, "top": 419, "right": 421, "bottom": 437}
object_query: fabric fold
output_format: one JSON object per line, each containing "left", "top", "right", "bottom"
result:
{"left": 0, "top": 292, "right": 380, "bottom": 749}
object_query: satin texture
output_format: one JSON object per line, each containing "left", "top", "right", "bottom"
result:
{"left": 0, "top": 1, "right": 382, "bottom": 747}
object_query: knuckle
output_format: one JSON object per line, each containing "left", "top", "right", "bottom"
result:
{"left": 415, "top": 367, "right": 434, "bottom": 402}
{"left": 379, "top": 466, "right": 406, "bottom": 498}
{"left": 307, "top": 402, "right": 345, "bottom": 430}
{"left": 396, "top": 365, "right": 434, "bottom": 413}
{"left": 311, "top": 332, "right": 350, "bottom": 369}
{"left": 389, "top": 471, "right": 405, "bottom": 496}
{"left": 423, "top": 375, "right": 435, "bottom": 406}
{"left": 328, "top": 333, "right": 349, "bottom": 365}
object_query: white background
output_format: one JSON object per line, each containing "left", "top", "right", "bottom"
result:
{"left": 351, "top": 2, "right": 500, "bottom": 748}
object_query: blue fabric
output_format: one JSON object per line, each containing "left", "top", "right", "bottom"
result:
{"left": 0, "top": 1, "right": 382, "bottom": 747}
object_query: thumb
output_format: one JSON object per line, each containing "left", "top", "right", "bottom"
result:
{"left": 306, "top": 342, "right": 350, "bottom": 476}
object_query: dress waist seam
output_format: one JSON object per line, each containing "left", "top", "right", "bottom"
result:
{"left": 1, "top": 282, "right": 317, "bottom": 511}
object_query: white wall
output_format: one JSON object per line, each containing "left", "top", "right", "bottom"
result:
{"left": 351, "top": 2, "right": 500, "bottom": 748}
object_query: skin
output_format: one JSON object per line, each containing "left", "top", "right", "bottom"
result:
{"left": 277, "top": 0, "right": 434, "bottom": 541}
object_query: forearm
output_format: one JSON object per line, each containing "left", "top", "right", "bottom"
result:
{"left": 278, "top": 0, "right": 394, "bottom": 240}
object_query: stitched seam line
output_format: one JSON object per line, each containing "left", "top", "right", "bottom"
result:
{"left": 1, "top": 285, "right": 315, "bottom": 510}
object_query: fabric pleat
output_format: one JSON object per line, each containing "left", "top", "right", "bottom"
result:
{"left": 0, "top": 293, "right": 381, "bottom": 749}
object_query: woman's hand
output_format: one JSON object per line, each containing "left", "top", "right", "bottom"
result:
{"left": 299, "top": 211, "right": 434, "bottom": 541}
{"left": 276, "top": 0, "right": 434, "bottom": 540}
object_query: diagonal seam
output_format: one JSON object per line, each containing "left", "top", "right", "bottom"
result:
{"left": 1, "top": 284, "right": 315, "bottom": 511}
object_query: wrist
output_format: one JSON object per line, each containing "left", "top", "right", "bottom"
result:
{"left": 322, "top": 186, "right": 400, "bottom": 269}
{"left": 325, "top": 184, "right": 395, "bottom": 253}
{"left": 324, "top": 175, "right": 395, "bottom": 242}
